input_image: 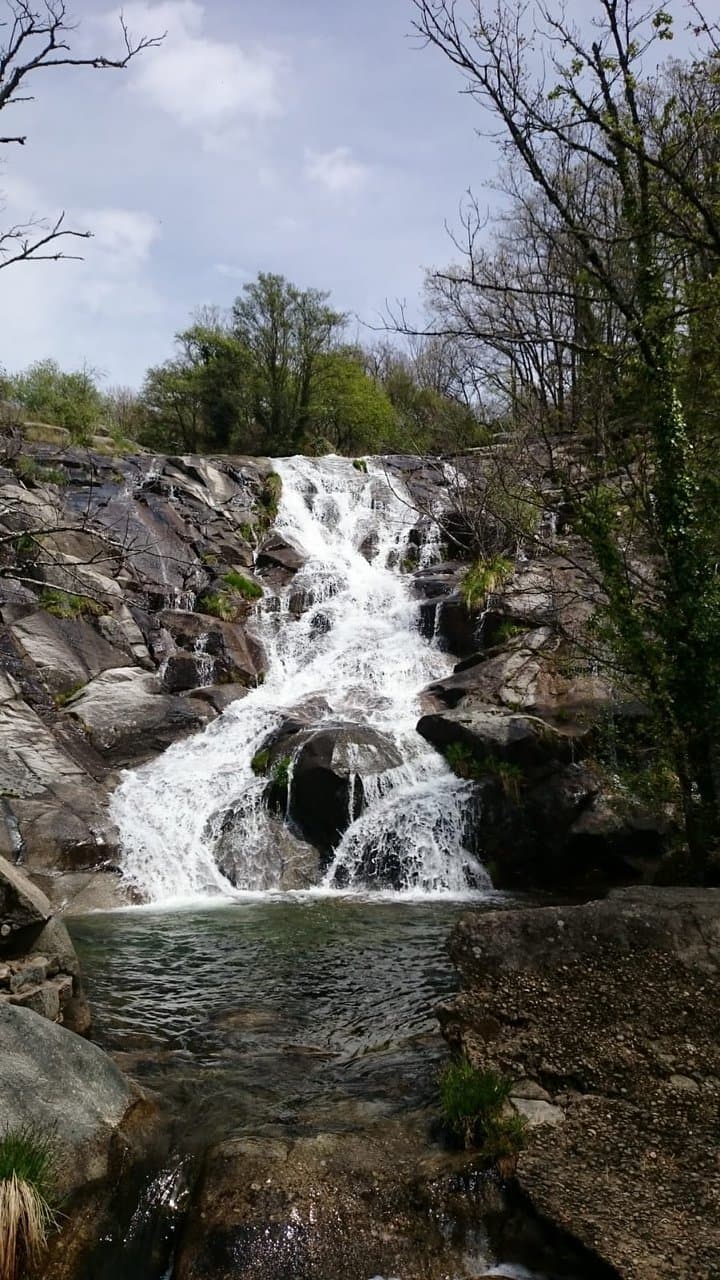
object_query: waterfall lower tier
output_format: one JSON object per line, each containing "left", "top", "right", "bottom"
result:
{"left": 111, "top": 455, "right": 489, "bottom": 903}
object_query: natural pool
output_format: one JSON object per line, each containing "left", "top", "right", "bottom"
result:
{"left": 68, "top": 897, "right": 604, "bottom": 1280}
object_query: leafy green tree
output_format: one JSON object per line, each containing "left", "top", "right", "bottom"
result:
{"left": 310, "top": 349, "right": 399, "bottom": 454}
{"left": 413, "top": 0, "right": 720, "bottom": 874}
{"left": 232, "top": 273, "right": 346, "bottom": 450}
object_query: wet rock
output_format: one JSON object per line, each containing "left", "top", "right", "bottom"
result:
{"left": 418, "top": 703, "right": 570, "bottom": 768}
{"left": 256, "top": 534, "right": 305, "bottom": 576}
{"left": 63, "top": 667, "right": 216, "bottom": 765}
{"left": 287, "top": 724, "right": 402, "bottom": 854}
{"left": 159, "top": 609, "right": 266, "bottom": 688}
{"left": 214, "top": 812, "right": 321, "bottom": 891}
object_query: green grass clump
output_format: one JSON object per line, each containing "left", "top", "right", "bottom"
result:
{"left": 222, "top": 571, "right": 263, "bottom": 600}
{"left": 461, "top": 555, "right": 514, "bottom": 610}
{"left": 352, "top": 458, "right": 368, "bottom": 473}
{"left": 15, "top": 456, "right": 67, "bottom": 486}
{"left": 0, "top": 1126, "right": 58, "bottom": 1280}
{"left": 439, "top": 1060, "right": 524, "bottom": 1165}
{"left": 38, "top": 589, "right": 104, "bottom": 620}
{"left": 444, "top": 742, "right": 524, "bottom": 800}
{"left": 251, "top": 749, "right": 271, "bottom": 775}
{"left": 197, "top": 591, "right": 240, "bottom": 622}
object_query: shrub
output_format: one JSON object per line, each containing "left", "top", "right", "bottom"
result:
{"left": 461, "top": 554, "right": 514, "bottom": 610}
{"left": 15, "top": 456, "right": 66, "bottom": 487}
{"left": 38, "top": 589, "right": 104, "bottom": 620}
{"left": 260, "top": 472, "right": 282, "bottom": 521}
{"left": 352, "top": 457, "right": 368, "bottom": 473}
{"left": 222, "top": 571, "right": 263, "bottom": 601}
{"left": 444, "top": 742, "right": 525, "bottom": 800}
{"left": 0, "top": 1126, "right": 58, "bottom": 1280}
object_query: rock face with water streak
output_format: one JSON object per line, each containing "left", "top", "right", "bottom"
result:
{"left": 0, "top": 442, "right": 276, "bottom": 902}
{"left": 415, "top": 549, "right": 674, "bottom": 890}
{"left": 443, "top": 887, "right": 720, "bottom": 1280}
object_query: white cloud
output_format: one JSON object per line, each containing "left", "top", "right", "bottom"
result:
{"left": 114, "top": 1, "right": 283, "bottom": 140}
{"left": 304, "top": 146, "right": 370, "bottom": 195}
{"left": 0, "top": 180, "right": 166, "bottom": 379}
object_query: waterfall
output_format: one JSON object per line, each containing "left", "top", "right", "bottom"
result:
{"left": 111, "top": 456, "right": 489, "bottom": 903}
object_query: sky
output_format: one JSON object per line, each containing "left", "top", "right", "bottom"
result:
{"left": 0, "top": 0, "right": 499, "bottom": 389}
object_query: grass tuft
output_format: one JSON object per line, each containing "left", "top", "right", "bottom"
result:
{"left": 0, "top": 1127, "right": 58, "bottom": 1280}
{"left": 38, "top": 589, "right": 104, "bottom": 620}
{"left": 461, "top": 555, "right": 514, "bottom": 610}
{"left": 222, "top": 571, "right": 263, "bottom": 600}
{"left": 439, "top": 1060, "right": 525, "bottom": 1167}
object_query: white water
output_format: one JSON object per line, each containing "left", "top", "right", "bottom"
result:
{"left": 111, "top": 456, "right": 488, "bottom": 903}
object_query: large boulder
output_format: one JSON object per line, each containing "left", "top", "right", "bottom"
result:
{"left": 259, "top": 721, "right": 402, "bottom": 855}
{"left": 0, "top": 1004, "right": 114, "bottom": 1156}
{"left": 158, "top": 609, "right": 266, "bottom": 690}
{"left": 442, "top": 889, "right": 720, "bottom": 1280}
{"left": 63, "top": 667, "right": 216, "bottom": 765}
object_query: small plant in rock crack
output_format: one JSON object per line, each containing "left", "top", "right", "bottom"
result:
{"left": 438, "top": 1060, "right": 524, "bottom": 1167}
{"left": 0, "top": 1126, "right": 59, "bottom": 1280}
{"left": 271, "top": 756, "right": 292, "bottom": 789}
{"left": 222, "top": 571, "right": 263, "bottom": 601}
{"left": 460, "top": 555, "right": 514, "bottom": 610}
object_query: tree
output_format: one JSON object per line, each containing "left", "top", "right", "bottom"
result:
{"left": 309, "top": 348, "right": 398, "bottom": 454}
{"left": 412, "top": 0, "right": 720, "bottom": 874}
{"left": 0, "top": 1, "right": 162, "bottom": 271}
{"left": 232, "top": 273, "right": 346, "bottom": 451}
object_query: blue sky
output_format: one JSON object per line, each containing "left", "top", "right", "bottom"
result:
{"left": 0, "top": 0, "right": 498, "bottom": 388}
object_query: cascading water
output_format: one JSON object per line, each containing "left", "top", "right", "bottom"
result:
{"left": 111, "top": 455, "right": 489, "bottom": 903}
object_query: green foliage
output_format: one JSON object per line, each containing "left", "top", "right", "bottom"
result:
{"left": 197, "top": 591, "right": 241, "bottom": 622}
{"left": 0, "top": 1129, "right": 56, "bottom": 1195}
{"left": 233, "top": 272, "right": 346, "bottom": 451}
{"left": 258, "top": 472, "right": 282, "bottom": 527}
{"left": 14, "top": 456, "right": 66, "bottom": 486}
{"left": 352, "top": 457, "right": 368, "bottom": 473}
{"left": 461, "top": 555, "right": 514, "bottom": 609}
{"left": 6, "top": 359, "right": 102, "bottom": 443}
{"left": 222, "top": 571, "right": 263, "bottom": 600}
{"left": 491, "top": 619, "right": 527, "bottom": 646}
{"left": 310, "top": 350, "right": 398, "bottom": 454}
{"left": 54, "top": 682, "right": 86, "bottom": 707}
{"left": 271, "top": 756, "right": 292, "bottom": 788}
{"left": 38, "top": 589, "right": 104, "bottom": 620}
{"left": 251, "top": 749, "right": 271, "bottom": 775}
{"left": 439, "top": 1060, "right": 523, "bottom": 1162}
{"left": 444, "top": 741, "right": 524, "bottom": 799}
